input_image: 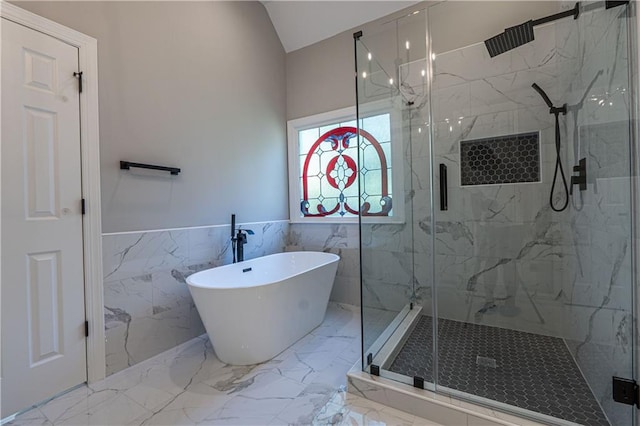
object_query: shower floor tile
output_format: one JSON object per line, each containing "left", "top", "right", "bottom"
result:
{"left": 388, "top": 316, "right": 609, "bottom": 426}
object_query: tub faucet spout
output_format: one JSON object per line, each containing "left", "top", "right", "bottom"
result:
{"left": 234, "top": 228, "right": 254, "bottom": 263}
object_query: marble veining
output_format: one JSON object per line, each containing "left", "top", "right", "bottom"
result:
{"left": 103, "top": 221, "right": 289, "bottom": 376}
{"left": 91, "top": 4, "right": 637, "bottom": 426}
{"left": 355, "top": 4, "right": 634, "bottom": 426}
{"left": 103, "top": 220, "right": 367, "bottom": 376}
{"left": 8, "top": 304, "right": 437, "bottom": 426}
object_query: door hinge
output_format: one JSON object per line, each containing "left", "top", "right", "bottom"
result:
{"left": 613, "top": 376, "right": 638, "bottom": 407}
{"left": 370, "top": 364, "right": 380, "bottom": 376}
{"left": 74, "top": 71, "right": 83, "bottom": 93}
{"left": 413, "top": 376, "right": 425, "bottom": 389}
{"left": 81, "top": 198, "right": 86, "bottom": 215}
{"left": 84, "top": 321, "right": 89, "bottom": 337}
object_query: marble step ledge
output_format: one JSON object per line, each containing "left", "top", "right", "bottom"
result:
{"left": 347, "top": 366, "right": 554, "bottom": 426}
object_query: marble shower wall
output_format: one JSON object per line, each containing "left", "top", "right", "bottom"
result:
{"left": 430, "top": 17, "right": 574, "bottom": 336}
{"left": 429, "top": 3, "right": 635, "bottom": 425}
{"left": 559, "top": 4, "right": 634, "bottom": 425}
{"left": 102, "top": 221, "right": 289, "bottom": 376}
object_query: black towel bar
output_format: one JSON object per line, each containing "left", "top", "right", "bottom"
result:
{"left": 120, "top": 161, "right": 180, "bottom": 175}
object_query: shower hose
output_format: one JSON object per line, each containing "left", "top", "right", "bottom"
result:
{"left": 532, "top": 82, "right": 570, "bottom": 212}
{"left": 550, "top": 111, "right": 569, "bottom": 212}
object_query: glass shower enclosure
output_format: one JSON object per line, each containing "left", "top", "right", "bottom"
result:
{"left": 357, "top": 2, "right": 636, "bottom": 425}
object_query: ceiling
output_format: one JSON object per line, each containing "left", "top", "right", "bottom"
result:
{"left": 261, "top": 1, "right": 420, "bottom": 53}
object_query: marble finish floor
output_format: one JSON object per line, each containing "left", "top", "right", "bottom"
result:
{"left": 389, "top": 316, "right": 609, "bottom": 426}
{"left": 8, "top": 304, "right": 439, "bottom": 426}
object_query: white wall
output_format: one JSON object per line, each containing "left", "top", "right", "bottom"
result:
{"left": 14, "top": 1, "right": 288, "bottom": 233}
{"left": 286, "top": 1, "right": 559, "bottom": 120}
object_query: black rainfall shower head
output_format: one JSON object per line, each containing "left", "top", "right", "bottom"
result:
{"left": 484, "top": 20, "right": 534, "bottom": 58}
{"left": 484, "top": 3, "right": 580, "bottom": 58}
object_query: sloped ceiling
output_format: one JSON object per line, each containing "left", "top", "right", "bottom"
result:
{"left": 262, "top": 1, "right": 420, "bottom": 52}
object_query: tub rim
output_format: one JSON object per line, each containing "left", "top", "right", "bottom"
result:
{"left": 186, "top": 251, "right": 340, "bottom": 290}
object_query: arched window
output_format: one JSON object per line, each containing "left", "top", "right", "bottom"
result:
{"left": 289, "top": 107, "right": 398, "bottom": 222}
{"left": 301, "top": 126, "right": 391, "bottom": 217}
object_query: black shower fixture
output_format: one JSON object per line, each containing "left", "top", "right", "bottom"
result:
{"left": 531, "top": 82, "right": 588, "bottom": 212}
{"left": 531, "top": 83, "right": 570, "bottom": 212}
{"left": 484, "top": 3, "right": 579, "bottom": 57}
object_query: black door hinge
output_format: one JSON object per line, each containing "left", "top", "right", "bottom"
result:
{"left": 613, "top": 376, "right": 638, "bottom": 407}
{"left": 370, "top": 364, "right": 380, "bottom": 376}
{"left": 366, "top": 353, "right": 373, "bottom": 366}
{"left": 81, "top": 198, "right": 86, "bottom": 215}
{"left": 413, "top": 376, "right": 425, "bottom": 389}
{"left": 74, "top": 71, "right": 83, "bottom": 93}
{"left": 84, "top": 321, "right": 89, "bottom": 337}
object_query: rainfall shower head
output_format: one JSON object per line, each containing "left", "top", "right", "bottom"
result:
{"left": 484, "top": 3, "right": 580, "bottom": 57}
{"left": 484, "top": 21, "right": 534, "bottom": 58}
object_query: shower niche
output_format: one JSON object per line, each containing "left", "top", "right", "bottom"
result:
{"left": 355, "top": 2, "right": 636, "bottom": 426}
{"left": 459, "top": 132, "right": 541, "bottom": 186}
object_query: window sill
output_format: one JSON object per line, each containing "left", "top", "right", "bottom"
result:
{"left": 289, "top": 217, "right": 406, "bottom": 225}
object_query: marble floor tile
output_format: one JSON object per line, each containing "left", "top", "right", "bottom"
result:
{"left": 2, "top": 409, "right": 52, "bottom": 426}
{"left": 7, "top": 304, "right": 439, "bottom": 426}
{"left": 314, "top": 392, "right": 440, "bottom": 426}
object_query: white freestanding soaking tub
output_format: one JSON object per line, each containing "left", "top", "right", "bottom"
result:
{"left": 186, "top": 251, "right": 339, "bottom": 365}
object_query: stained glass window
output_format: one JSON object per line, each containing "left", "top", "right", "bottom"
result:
{"left": 298, "top": 113, "right": 392, "bottom": 219}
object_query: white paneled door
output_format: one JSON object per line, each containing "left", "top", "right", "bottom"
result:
{"left": 1, "top": 18, "right": 86, "bottom": 417}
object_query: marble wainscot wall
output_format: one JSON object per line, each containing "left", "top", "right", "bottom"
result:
{"left": 286, "top": 223, "right": 360, "bottom": 307}
{"left": 102, "top": 220, "right": 289, "bottom": 376}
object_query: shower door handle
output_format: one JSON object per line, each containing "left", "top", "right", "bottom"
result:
{"left": 439, "top": 163, "right": 448, "bottom": 211}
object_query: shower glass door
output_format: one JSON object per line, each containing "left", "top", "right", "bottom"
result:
{"left": 357, "top": 8, "right": 433, "bottom": 384}
{"left": 428, "top": 1, "right": 635, "bottom": 425}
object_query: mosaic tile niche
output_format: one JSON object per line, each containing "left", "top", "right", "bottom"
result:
{"left": 460, "top": 132, "right": 540, "bottom": 186}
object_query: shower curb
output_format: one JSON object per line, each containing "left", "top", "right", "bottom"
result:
{"left": 347, "top": 365, "right": 578, "bottom": 426}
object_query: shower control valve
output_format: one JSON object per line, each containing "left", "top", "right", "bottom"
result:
{"left": 570, "top": 158, "right": 587, "bottom": 194}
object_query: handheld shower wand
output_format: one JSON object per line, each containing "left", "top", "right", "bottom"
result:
{"left": 531, "top": 83, "right": 555, "bottom": 110}
{"left": 531, "top": 83, "right": 570, "bottom": 212}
